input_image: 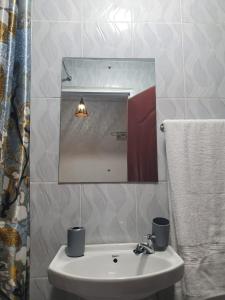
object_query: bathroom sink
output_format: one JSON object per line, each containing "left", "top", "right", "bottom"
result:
{"left": 48, "top": 243, "right": 184, "bottom": 300}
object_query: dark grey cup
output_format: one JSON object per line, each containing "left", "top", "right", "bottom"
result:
{"left": 152, "top": 217, "right": 170, "bottom": 251}
{"left": 67, "top": 227, "right": 85, "bottom": 257}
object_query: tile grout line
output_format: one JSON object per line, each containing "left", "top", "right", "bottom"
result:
{"left": 31, "top": 19, "right": 225, "bottom": 25}
{"left": 30, "top": 181, "right": 58, "bottom": 184}
{"left": 131, "top": 4, "right": 134, "bottom": 58}
{"left": 131, "top": 22, "right": 134, "bottom": 58}
{"left": 31, "top": 97, "right": 225, "bottom": 101}
{"left": 30, "top": 276, "right": 49, "bottom": 280}
{"left": 81, "top": 0, "right": 84, "bottom": 57}
{"left": 30, "top": 180, "right": 169, "bottom": 185}
{"left": 179, "top": 0, "right": 188, "bottom": 118}
{"left": 32, "top": 19, "right": 223, "bottom": 25}
{"left": 134, "top": 184, "right": 139, "bottom": 240}
{"left": 79, "top": 184, "right": 82, "bottom": 226}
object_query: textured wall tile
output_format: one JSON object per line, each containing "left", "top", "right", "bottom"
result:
{"left": 31, "top": 98, "right": 60, "bottom": 182}
{"left": 83, "top": 0, "right": 132, "bottom": 22}
{"left": 30, "top": 0, "right": 225, "bottom": 299}
{"left": 186, "top": 98, "right": 225, "bottom": 119}
{"left": 157, "top": 98, "right": 186, "bottom": 181}
{"left": 30, "top": 183, "right": 81, "bottom": 277}
{"left": 136, "top": 182, "right": 169, "bottom": 240}
{"left": 183, "top": 23, "right": 225, "bottom": 98}
{"left": 32, "top": 0, "right": 82, "bottom": 21}
{"left": 133, "top": 23, "right": 184, "bottom": 98}
{"left": 83, "top": 22, "right": 132, "bottom": 58}
{"left": 31, "top": 22, "right": 82, "bottom": 98}
{"left": 182, "top": 0, "right": 225, "bottom": 24}
{"left": 133, "top": 0, "right": 181, "bottom": 22}
{"left": 81, "top": 184, "right": 137, "bottom": 243}
{"left": 30, "top": 278, "right": 78, "bottom": 300}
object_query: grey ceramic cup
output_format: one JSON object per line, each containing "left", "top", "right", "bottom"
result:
{"left": 67, "top": 227, "right": 85, "bottom": 257}
{"left": 152, "top": 217, "right": 170, "bottom": 251}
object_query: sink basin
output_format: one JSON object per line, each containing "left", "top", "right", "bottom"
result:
{"left": 48, "top": 243, "right": 184, "bottom": 300}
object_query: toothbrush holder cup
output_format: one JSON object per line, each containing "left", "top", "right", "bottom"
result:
{"left": 152, "top": 217, "right": 170, "bottom": 251}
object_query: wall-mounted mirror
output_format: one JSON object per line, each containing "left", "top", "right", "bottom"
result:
{"left": 59, "top": 58, "right": 158, "bottom": 183}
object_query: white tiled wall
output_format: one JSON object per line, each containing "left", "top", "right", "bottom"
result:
{"left": 30, "top": 0, "right": 225, "bottom": 299}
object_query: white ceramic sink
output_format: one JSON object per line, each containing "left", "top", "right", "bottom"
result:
{"left": 48, "top": 243, "right": 184, "bottom": 300}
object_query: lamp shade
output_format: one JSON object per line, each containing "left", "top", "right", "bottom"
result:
{"left": 74, "top": 98, "right": 88, "bottom": 118}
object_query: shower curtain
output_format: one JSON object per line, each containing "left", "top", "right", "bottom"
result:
{"left": 0, "top": 0, "right": 31, "bottom": 299}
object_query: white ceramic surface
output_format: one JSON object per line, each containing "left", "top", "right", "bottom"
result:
{"left": 48, "top": 243, "right": 184, "bottom": 300}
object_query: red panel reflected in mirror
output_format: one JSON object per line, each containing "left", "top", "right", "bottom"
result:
{"left": 128, "top": 86, "right": 158, "bottom": 182}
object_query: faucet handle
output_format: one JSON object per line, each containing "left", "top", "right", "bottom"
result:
{"left": 144, "top": 234, "right": 156, "bottom": 241}
{"left": 144, "top": 234, "right": 156, "bottom": 247}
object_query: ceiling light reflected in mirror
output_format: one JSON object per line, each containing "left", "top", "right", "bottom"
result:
{"left": 74, "top": 98, "right": 89, "bottom": 118}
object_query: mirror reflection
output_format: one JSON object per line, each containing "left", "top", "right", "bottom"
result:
{"left": 59, "top": 58, "right": 158, "bottom": 183}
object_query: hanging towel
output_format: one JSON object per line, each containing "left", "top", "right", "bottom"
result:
{"left": 164, "top": 119, "right": 225, "bottom": 300}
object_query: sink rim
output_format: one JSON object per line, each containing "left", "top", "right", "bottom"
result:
{"left": 48, "top": 243, "right": 184, "bottom": 283}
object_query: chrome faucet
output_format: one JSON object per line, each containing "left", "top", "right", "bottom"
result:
{"left": 133, "top": 234, "right": 155, "bottom": 255}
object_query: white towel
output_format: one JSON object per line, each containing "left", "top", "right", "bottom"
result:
{"left": 164, "top": 120, "right": 225, "bottom": 300}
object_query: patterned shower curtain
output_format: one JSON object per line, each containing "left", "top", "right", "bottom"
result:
{"left": 0, "top": 0, "right": 31, "bottom": 299}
